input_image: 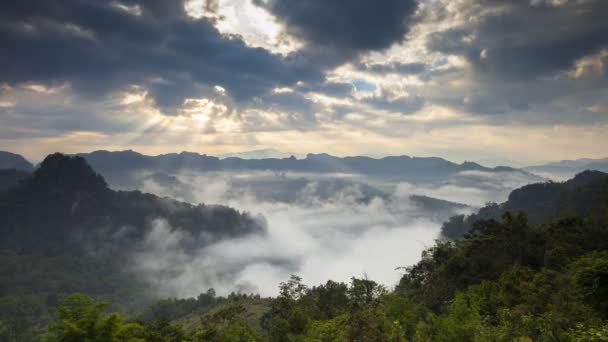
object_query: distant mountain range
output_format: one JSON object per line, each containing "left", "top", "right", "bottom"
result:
{"left": 524, "top": 158, "right": 608, "bottom": 180}
{"left": 60, "top": 150, "right": 540, "bottom": 183}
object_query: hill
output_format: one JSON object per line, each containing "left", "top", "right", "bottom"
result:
{"left": 525, "top": 157, "right": 608, "bottom": 180}
{"left": 441, "top": 170, "right": 608, "bottom": 239}
{"left": 0, "top": 151, "right": 33, "bottom": 172}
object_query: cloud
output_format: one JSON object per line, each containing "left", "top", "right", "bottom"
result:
{"left": 427, "top": 0, "right": 608, "bottom": 79}
{"left": 363, "top": 93, "right": 425, "bottom": 115}
{"left": 118, "top": 165, "right": 551, "bottom": 297}
{"left": 256, "top": 0, "right": 419, "bottom": 65}
{"left": 358, "top": 62, "right": 427, "bottom": 75}
{"left": 1, "top": 0, "right": 608, "bottom": 164}
{"left": 125, "top": 170, "right": 488, "bottom": 296}
{"left": 0, "top": 0, "right": 321, "bottom": 113}
{"left": 419, "top": 0, "right": 608, "bottom": 116}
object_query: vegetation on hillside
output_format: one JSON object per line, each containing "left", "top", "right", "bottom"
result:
{"left": 441, "top": 170, "right": 608, "bottom": 239}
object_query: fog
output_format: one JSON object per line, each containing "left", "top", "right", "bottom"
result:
{"left": 113, "top": 170, "right": 537, "bottom": 297}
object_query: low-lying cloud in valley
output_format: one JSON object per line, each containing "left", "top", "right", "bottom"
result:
{"left": 117, "top": 169, "right": 534, "bottom": 297}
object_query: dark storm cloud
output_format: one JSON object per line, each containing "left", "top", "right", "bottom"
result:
{"left": 427, "top": 0, "right": 608, "bottom": 79}
{"left": 0, "top": 0, "right": 322, "bottom": 113}
{"left": 256, "top": 0, "right": 419, "bottom": 66}
{"left": 420, "top": 0, "right": 608, "bottom": 118}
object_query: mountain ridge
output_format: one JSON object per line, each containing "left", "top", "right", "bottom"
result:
{"left": 0, "top": 149, "right": 541, "bottom": 178}
{"left": 59, "top": 149, "right": 539, "bottom": 182}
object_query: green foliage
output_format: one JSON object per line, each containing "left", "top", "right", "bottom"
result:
{"left": 44, "top": 294, "right": 143, "bottom": 342}
{"left": 311, "top": 280, "right": 349, "bottom": 320}
{"left": 193, "top": 305, "right": 260, "bottom": 342}
{"left": 570, "top": 251, "right": 608, "bottom": 318}
{"left": 0, "top": 294, "right": 48, "bottom": 341}
{"left": 141, "top": 318, "right": 187, "bottom": 342}
{"left": 347, "top": 277, "right": 387, "bottom": 307}
{"left": 136, "top": 289, "right": 219, "bottom": 322}
{"left": 304, "top": 316, "right": 347, "bottom": 342}
{"left": 568, "top": 323, "right": 608, "bottom": 342}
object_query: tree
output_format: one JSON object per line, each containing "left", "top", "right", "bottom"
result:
{"left": 44, "top": 294, "right": 143, "bottom": 342}
{"left": 194, "top": 305, "right": 259, "bottom": 342}
{"left": 347, "top": 276, "right": 386, "bottom": 307}
{"left": 142, "top": 318, "right": 186, "bottom": 342}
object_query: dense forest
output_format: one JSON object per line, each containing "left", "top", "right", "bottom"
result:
{"left": 1, "top": 156, "right": 607, "bottom": 341}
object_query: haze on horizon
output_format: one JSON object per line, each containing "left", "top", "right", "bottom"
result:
{"left": 1, "top": 0, "right": 607, "bottom": 165}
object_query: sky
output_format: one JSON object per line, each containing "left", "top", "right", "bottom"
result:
{"left": 1, "top": 0, "right": 607, "bottom": 164}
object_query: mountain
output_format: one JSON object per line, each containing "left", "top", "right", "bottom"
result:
{"left": 0, "top": 151, "right": 34, "bottom": 171}
{"left": 0, "top": 153, "right": 266, "bottom": 320}
{"left": 0, "top": 153, "right": 265, "bottom": 256}
{"left": 441, "top": 170, "right": 608, "bottom": 239}
{"left": 524, "top": 157, "right": 608, "bottom": 180}
{"left": 218, "top": 149, "right": 301, "bottom": 160}
{"left": 75, "top": 150, "right": 540, "bottom": 184}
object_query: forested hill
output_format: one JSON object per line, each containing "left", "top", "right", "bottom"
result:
{"left": 441, "top": 170, "right": 608, "bottom": 239}
{"left": 0, "top": 154, "right": 266, "bottom": 339}
{"left": 0, "top": 153, "right": 265, "bottom": 256}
